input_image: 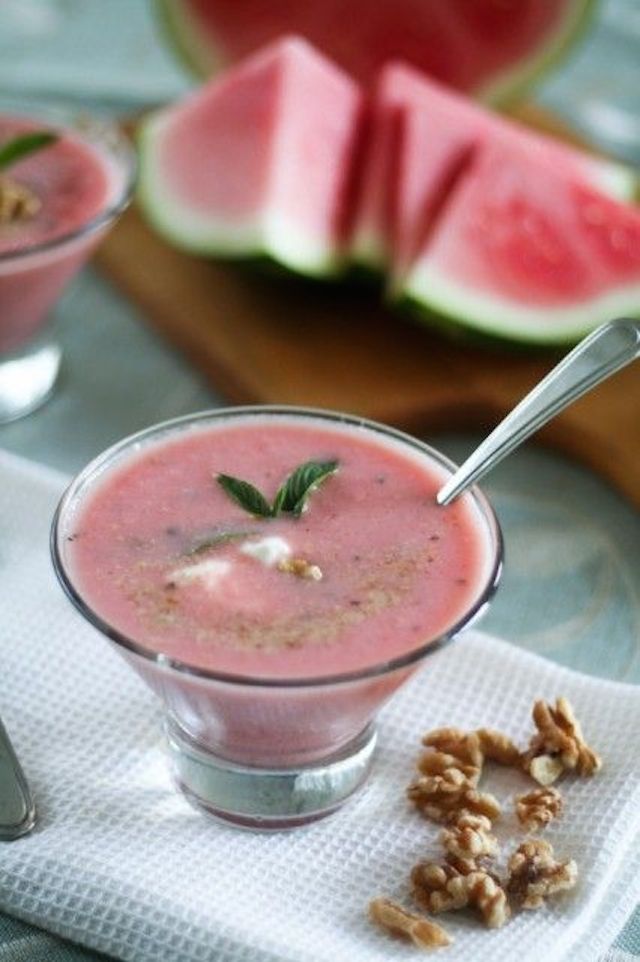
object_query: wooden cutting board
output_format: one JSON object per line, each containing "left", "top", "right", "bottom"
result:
{"left": 96, "top": 106, "right": 640, "bottom": 507}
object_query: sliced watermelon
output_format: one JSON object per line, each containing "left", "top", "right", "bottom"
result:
{"left": 157, "top": 0, "right": 595, "bottom": 105}
{"left": 138, "top": 37, "right": 363, "bottom": 277}
{"left": 399, "top": 141, "right": 640, "bottom": 345}
{"left": 350, "top": 63, "right": 637, "bottom": 277}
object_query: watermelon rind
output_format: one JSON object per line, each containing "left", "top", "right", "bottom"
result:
{"left": 475, "top": 0, "right": 598, "bottom": 106}
{"left": 579, "top": 157, "right": 637, "bottom": 204}
{"left": 137, "top": 117, "right": 349, "bottom": 280}
{"left": 156, "top": 0, "right": 597, "bottom": 107}
{"left": 155, "top": 0, "right": 223, "bottom": 79}
{"left": 399, "top": 266, "right": 640, "bottom": 347}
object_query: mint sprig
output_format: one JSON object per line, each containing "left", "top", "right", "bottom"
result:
{"left": 216, "top": 460, "right": 338, "bottom": 519}
{"left": 216, "top": 476, "right": 273, "bottom": 518}
{"left": 271, "top": 461, "right": 339, "bottom": 516}
{"left": 0, "top": 131, "right": 58, "bottom": 172}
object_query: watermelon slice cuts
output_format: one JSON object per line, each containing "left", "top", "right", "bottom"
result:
{"left": 350, "top": 63, "right": 637, "bottom": 277}
{"left": 157, "top": 0, "right": 595, "bottom": 105}
{"left": 399, "top": 141, "right": 640, "bottom": 344}
{"left": 138, "top": 37, "right": 363, "bottom": 277}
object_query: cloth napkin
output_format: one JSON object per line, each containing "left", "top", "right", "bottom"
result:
{"left": 1, "top": 448, "right": 639, "bottom": 962}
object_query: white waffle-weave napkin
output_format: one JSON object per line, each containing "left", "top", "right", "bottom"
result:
{"left": 1, "top": 448, "right": 639, "bottom": 962}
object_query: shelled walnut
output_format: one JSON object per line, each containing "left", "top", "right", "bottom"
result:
{"left": 422, "top": 728, "right": 484, "bottom": 768}
{"left": 369, "top": 697, "right": 599, "bottom": 952}
{"left": 369, "top": 898, "right": 452, "bottom": 950}
{"left": 515, "top": 787, "right": 563, "bottom": 832}
{"left": 0, "top": 176, "right": 41, "bottom": 223}
{"left": 277, "top": 557, "right": 323, "bottom": 580}
{"left": 416, "top": 749, "right": 481, "bottom": 787}
{"left": 412, "top": 862, "right": 510, "bottom": 929}
{"left": 507, "top": 839, "right": 578, "bottom": 909}
{"left": 521, "top": 698, "right": 601, "bottom": 785}
{"left": 441, "top": 812, "right": 499, "bottom": 866}
{"left": 408, "top": 779, "right": 501, "bottom": 824}
{"left": 477, "top": 728, "right": 520, "bottom": 766}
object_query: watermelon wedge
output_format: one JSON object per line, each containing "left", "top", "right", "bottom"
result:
{"left": 350, "top": 64, "right": 637, "bottom": 277}
{"left": 399, "top": 141, "right": 640, "bottom": 345}
{"left": 138, "top": 37, "right": 363, "bottom": 277}
{"left": 157, "top": 0, "right": 595, "bottom": 105}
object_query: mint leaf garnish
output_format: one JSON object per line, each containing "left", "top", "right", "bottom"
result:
{"left": 216, "top": 460, "right": 339, "bottom": 519}
{"left": 272, "top": 460, "right": 339, "bottom": 517}
{"left": 216, "top": 475, "right": 273, "bottom": 518}
{"left": 0, "top": 131, "right": 58, "bottom": 172}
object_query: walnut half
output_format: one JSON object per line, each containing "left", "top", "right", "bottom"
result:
{"left": 441, "top": 812, "right": 499, "bottom": 866}
{"left": 515, "top": 787, "right": 563, "bottom": 832}
{"left": 477, "top": 728, "right": 520, "bottom": 767}
{"left": 521, "top": 697, "right": 601, "bottom": 785}
{"left": 0, "top": 175, "right": 41, "bottom": 223}
{"left": 507, "top": 839, "right": 578, "bottom": 909}
{"left": 369, "top": 898, "right": 452, "bottom": 950}
{"left": 412, "top": 862, "right": 511, "bottom": 929}
{"left": 422, "top": 727, "right": 484, "bottom": 769}
{"left": 408, "top": 777, "right": 501, "bottom": 824}
{"left": 416, "top": 749, "right": 481, "bottom": 787}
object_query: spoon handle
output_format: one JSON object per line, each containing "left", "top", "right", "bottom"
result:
{"left": 437, "top": 318, "right": 640, "bottom": 506}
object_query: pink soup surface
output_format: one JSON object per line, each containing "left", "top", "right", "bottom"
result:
{"left": 67, "top": 417, "right": 494, "bottom": 679}
{"left": 0, "top": 116, "right": 121, "bottom": 353}
{"left": 0, "top": 117, "right": 113, "bottom": 255}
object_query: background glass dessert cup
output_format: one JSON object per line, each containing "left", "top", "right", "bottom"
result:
{"left": 0, "top": 99, "right": 135, "bottom": 422}
{"left": 51, "top": 406, "right": 503, "bottom": 830}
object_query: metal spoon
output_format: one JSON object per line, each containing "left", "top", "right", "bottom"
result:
{"left": 437, "top": 318, "right": 640, "bottom": 505}
{"left": 0, "top": 717, "right": 36, "bottom": 840}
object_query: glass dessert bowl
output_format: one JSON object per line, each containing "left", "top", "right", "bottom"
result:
{"left": 0, "top": 99, "right": 135, "bottom": 422}
{"left": 51, "top": 406, "right": 503, "bottom": 829}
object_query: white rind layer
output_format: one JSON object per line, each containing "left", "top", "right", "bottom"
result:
{"left": 587, "top": 160, "right": 637, "bottom": 203}
{"left": 403, "top": 264, "right": 640, "bottom": 344}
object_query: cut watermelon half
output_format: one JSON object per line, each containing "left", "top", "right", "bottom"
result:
{"left": 350, "top": 63, "right": 637, "bottom": 277}
{"left": 138, "top": 37, "right": 363, "bottom": 277}
{"left": 399, "top": 141, "right": 640, "bottom": 345}
{"left": 157, "top": 0, "right": 596, "bottom": 105}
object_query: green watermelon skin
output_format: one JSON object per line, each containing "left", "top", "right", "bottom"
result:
{"left": 158, "top": 0, "right": 596, "bottom": 105}
{"left": 399, "top": 141, "right": 640, "bottom": 345}
{"left": 138, "top": 37, "right": 364, "bottom": 278}
{"left": 350, "top": 63, "right": 637, "bottom": 279}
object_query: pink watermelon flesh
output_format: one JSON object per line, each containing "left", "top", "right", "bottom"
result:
{"left": 401, "top": 140, "right": 640, "bottom": 343}
{"left": 166, "top": 0, "right": 586, "bottom": 100}
{"left": 351, "top": 65, "right": 481, "bottom": 274}
{"left": 138, "top": 37, "right": 363, "bottom": 275}
{"left": 351, "top": 63, "right": 634, "bottom": 280}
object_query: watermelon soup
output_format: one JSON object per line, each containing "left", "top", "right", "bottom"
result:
{"left": 53, "top": 410, "right": 501, "bottom": 785}
{"left": 0, "top": 113, "right": 130, "bottom": 355}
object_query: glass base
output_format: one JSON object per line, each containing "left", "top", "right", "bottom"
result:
{"left": 166, "top": 718, "right": 377, "bottom": 830}
{"left": 0, "top": 339, "right": 61, "bottom": 423}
